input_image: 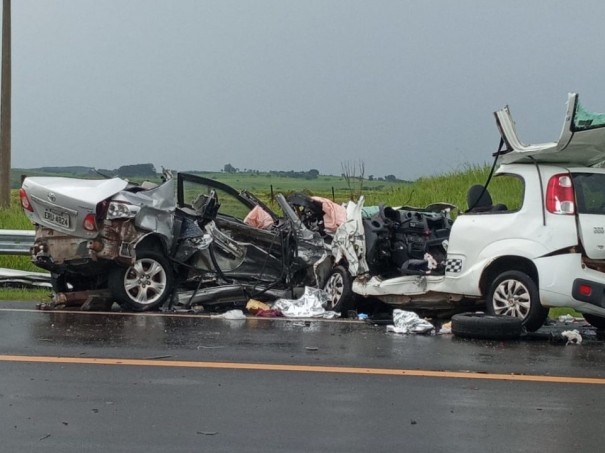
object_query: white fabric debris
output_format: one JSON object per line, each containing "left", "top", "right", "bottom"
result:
{"left": 424, "top": 253, "right": 438, "bottom": 271}
{"left": 561, "top": 329, "right": 582, "bottom": 345}
{"left": 273, "top": 287, "right": 339, "bottom": 318}
{"left": 558, "top": 314, "right": 576, "bottom": 324}
{"left": 210, "top": 309, "right": 247, "bottom": 320}
{"left": 386, "top": 309, "right": 434, "bottom": 334}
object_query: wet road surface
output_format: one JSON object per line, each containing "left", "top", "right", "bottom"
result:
{"left": 1, "top": 301, "right": 604, "bottom": 452}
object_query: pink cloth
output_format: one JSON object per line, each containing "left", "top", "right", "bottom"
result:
{"left": 311, "top": 196, "right": 347, "bottom": 233}
{"left": 244, "top": 205, "right": 274, "bottom": 229}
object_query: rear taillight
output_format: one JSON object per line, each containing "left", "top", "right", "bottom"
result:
{"left": 19, "top": 189, "right": 33, "bottom": 212}
{"left": 83, "top": 213, "right": 98, "bottom": 232}
{"left": 546, "top": 174, "right": 575, "bottom": 215}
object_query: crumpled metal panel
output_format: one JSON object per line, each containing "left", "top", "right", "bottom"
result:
{"left": 97, "top": 219, "right": 144, "bottom": 263}
{"left": 32, "top": 219, "right": 146, "bottom": 265}
{"left": 135, "top": 206, "right": 173, "bottom": 248}
{"left": 32, "top": 228, "right": 91, "bottom": 264}
{"left": 496, "top": 93, "right": 605, "bottom": 167}
{"left": 331, "top": 197, "right": 369, "bottom": 276}
{"left": 112, "top": 178, "right": 176, "bottom": 211}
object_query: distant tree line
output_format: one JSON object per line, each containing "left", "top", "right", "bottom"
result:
{"left": 28, "top": 163, "right": 158, "bottom": 178}
{"left": 18, "top": 162, "right": 406, "bottom": 183}
{"left": 114, "top": 163, "right": 157, "bottom": 177}
{"left": 223, "top": 163, "right": 320, "bottom": 180}
{"left": 222, "top": 162, "right": 405, "bottom": 182}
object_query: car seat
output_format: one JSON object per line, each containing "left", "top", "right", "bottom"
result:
{"left": 466, "top": 185, "right": 507, "bottom": 212}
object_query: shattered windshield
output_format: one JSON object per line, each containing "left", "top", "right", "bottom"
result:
{"left": 573, "top": 100, "right": 605, "bottom": 131}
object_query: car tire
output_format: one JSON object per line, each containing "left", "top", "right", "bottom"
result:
{"left": 486, "top": 270, "right": 548, "bottom": 332}
{"left": 583, "top": 313, "right": 605, "bottom": 330}
{"left": 108, "top": 249, "right": 174, "bottom": 312}
{"left": 451, "top": 312, "right": 523, "bottom": 340}
{"left": 323, "top": 265, "right": 353, "bottom": 314}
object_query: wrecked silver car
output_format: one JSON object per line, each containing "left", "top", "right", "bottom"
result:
{"left": 19, "top": 172, "right": 328, "bottom": 311}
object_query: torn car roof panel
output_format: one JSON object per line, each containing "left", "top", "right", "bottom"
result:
{"left": 495, "top": 93, "right": 605, "bottom": 167}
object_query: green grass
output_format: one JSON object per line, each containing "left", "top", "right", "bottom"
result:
{"left": 548, "top": 307, "right": 583, "bottom": 319}
{"left": 0, "top": 288, "right": 52, "bottom": 301}
{"left": 360, "top": 164, "right": 523, "bottom": 213}
{"left": 0, "top": 190, "right": 40, "bottom": 273}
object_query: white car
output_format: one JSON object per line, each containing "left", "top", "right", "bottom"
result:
{"left": 326, "top": 93, "right": 605, "bottom": 331}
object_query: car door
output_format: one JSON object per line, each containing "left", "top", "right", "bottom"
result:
{"left": 176, "top": 173, "right": 288, "bottom": 281}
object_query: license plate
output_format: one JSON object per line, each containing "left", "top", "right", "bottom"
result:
{"left": 43, "top": 209, "right": 70, "bottom": 228}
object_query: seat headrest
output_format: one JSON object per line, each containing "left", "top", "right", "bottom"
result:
{"left": 467, "top": 185, "right": 493, "bottom": 210}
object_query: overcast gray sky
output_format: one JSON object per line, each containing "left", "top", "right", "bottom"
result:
{"left": 9, "top": 0, "right": 605, "bottom": 180}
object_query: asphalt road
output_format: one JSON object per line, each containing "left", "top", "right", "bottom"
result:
{"left": 1, "top": 301, "right": 604, "bottom": 452}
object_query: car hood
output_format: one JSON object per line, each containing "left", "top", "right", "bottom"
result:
{"left": 495, "top": 93, "right": 605, "bottom": 167}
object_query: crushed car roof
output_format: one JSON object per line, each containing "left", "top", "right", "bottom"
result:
{"left": 495, "top": 93, "right": 605, "bottom": 167}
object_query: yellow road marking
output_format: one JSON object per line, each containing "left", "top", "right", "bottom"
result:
{"left": 0, "top": 354, "right": 603, "bottom": 385}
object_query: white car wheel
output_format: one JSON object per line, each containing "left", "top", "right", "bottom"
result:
{"left": 486, "top": 270, "right": 548, "bottom": 332}
{"left": 492, "top": 278, "right": 531, "bottom": 319}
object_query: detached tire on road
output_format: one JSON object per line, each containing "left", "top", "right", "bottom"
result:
{"left": 109, "top": 249, "right": 174, "bottom": 312}
{"left": 451, "top": 312, "right": 523, "bottom": 340}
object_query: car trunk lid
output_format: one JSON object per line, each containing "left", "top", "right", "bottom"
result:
{"left": 21, "top": 176, "right": 129, "bottom": 237}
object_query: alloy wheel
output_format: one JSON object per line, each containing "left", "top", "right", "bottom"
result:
{"left": 491, "top": 278, "right": 531, "bottom": 319}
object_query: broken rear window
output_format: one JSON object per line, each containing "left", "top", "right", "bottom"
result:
{"left": 573, "top": 100, "right": 605, "bottom": 131}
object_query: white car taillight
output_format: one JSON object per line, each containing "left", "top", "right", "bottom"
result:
{"left": 546, "top": 174, "right": 575, "bottom": 215}
{"left": 19, "top": 189, "right": 33, "bottom": 212}
{"left": 106, "top": 201, "right": 139, "bottom": 219}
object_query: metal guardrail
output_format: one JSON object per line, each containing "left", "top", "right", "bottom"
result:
{"left": 0, "top": 229, "right": 35, "bottom": 255}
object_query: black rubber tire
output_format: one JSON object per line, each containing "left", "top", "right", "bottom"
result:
{"left": 451, "top": 312, "right": 523, "bottom": 340}
{"left": 323, "top": 265, "right": 354, "bottom": 314}
{"left": 485, "top": 270, "right": 548, "bottom": 332}
{"left": 583, "top": 313, "right": 605, "bottom": 330}
{"left": 108, "top": 249, "right": 174, "bottom": 312}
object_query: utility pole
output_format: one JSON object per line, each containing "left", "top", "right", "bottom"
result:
{"left": 0, "top": 0, "right": 10, "bottom": 208}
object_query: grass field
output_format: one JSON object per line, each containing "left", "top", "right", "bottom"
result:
{"left": 0, "top": 189, "right": 41, "bottom": 273}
